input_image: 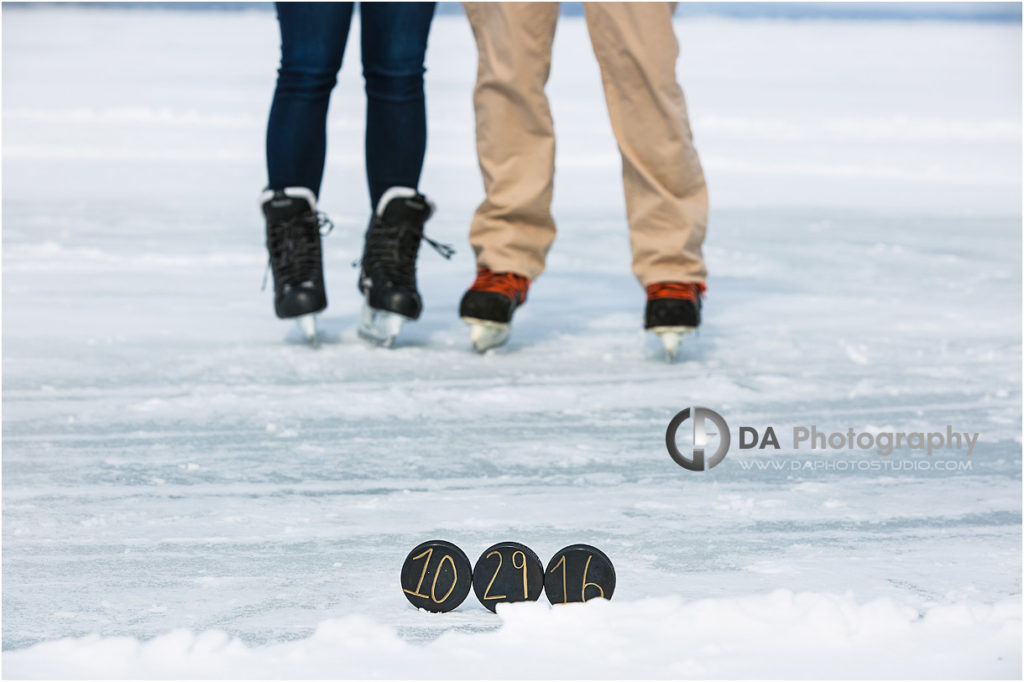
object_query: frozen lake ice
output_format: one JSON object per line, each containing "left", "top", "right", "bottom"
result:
{"left": 2, "top": 5, "right": 1021, "bottom": 678}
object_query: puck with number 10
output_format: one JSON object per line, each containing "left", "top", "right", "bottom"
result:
{"left": 400, "top": 540, "right": 473, "bottom": 613}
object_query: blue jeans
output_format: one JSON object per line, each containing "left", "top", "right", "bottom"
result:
{"left": 266, "top": 2, "right": 436, "bottom": 208}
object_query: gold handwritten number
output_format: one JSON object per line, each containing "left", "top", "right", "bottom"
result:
{"left": 431, "top": 554, "right": 458, "bottom": 604}
{"left": 548, "top": 554, "right": 568, "bottom": 604}
{"left": 403, "top": 547, "right": 433, "bottom": 598}
{"left": 581, "top": 554, "right": 605, "bottom": 601}
{"left": 511, "top": 551, "right": 529, "bottom": 598}
{"left": 482, "top": 550, "right": 507, "bottom": 600}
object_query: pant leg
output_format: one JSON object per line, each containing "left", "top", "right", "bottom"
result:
{"left": 584, "top": 2, "right": 708, "bottom": 286}
{"left": 463, "top": 2, "right": 560, "bottom": 280}
{"left": 266, "top": 2, "right": 354, "bottom": 197}
{"left": 359, "top": 2, "right": 436, "bottom": 210}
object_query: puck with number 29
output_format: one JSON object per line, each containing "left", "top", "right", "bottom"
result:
{"left": 400, "top": 540, "right": 473, "bottom": 613}
{"left": 472, "top": 541, "right": 544, "bottom": 612}
{"left": 544, "top": 544, "right": 616, "bottom": 604}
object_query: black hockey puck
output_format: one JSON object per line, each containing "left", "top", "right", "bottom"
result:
{"left": 472, "top": 541, "right": 544, "bottom": 612}
{"left": 544, "top": 544, "right": 616, "bottom": 604}
{"left": 400, "top": 540, "right": 472, "bottom": 613}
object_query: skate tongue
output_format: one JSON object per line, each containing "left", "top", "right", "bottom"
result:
{"left": 375, "top": 186, "right": 420, "bottom": 217}
{"left": 381, "top": 196, "right": 430, "bottom": 226}
{"left": 261, "top": 187, "right": 318, "bottom": 220}
{"left": 263, "top": 195, "right": 312, "bottom": 223}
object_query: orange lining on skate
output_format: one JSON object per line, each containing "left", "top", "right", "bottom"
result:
{"left": 645, "top": 281, "right": 706, "bottom": 302}
{"left": 468, "top": 268, "right": 530, "bottom": 302}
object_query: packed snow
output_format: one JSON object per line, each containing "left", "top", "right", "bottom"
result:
{"left": 6, "top": 594, "right": 1021, "bottom": 679}
{"left": 2, "top": 5, "right": 1021, "bottom": 679}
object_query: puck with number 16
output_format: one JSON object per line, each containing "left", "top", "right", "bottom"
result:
{"left": 544, "top": 544, "right": 616, "bottom": 604}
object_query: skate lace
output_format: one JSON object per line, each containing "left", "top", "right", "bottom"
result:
{"left": 261, "top": 211, "right": 333, "bottom": 291}
{"left": 645, "top": 281, "right": 706, "bottom": 302}
{"left": 470, "top": 268, "right": 530, "bottom": 298}
{"left": 358, "top": 220, "right": 454, "bottom": 285}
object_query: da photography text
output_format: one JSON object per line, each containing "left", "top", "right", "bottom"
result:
{"left": 666, "top": 407, "right": 979, "bottom": 472}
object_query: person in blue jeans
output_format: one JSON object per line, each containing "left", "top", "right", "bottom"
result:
{"left": 260, "top": 2, "right": 449, "bottom": 346}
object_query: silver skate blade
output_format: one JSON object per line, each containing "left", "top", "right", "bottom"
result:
{"left": 297, "top": 314, "right": 319, "bottom": 348}
{"left": 358, "top": 302, "right": 406, "bottom": 348}
{"left": 463, "top": 317, "right": 510, "bottom": 353}
{"left": 650, "top": 326, "right": 695, "bottom": 361}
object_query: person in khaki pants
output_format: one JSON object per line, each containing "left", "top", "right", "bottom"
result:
{"left": 458, "top": 2, "right": 708, "bottom": 357}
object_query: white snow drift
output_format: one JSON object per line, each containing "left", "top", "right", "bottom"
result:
{"left": 5, "top": 592, "right": 1020, "bottom": 679}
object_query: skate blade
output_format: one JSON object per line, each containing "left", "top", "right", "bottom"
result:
{"left": 650, "top": 326, "right": 695, "bottom": 361}
{"left": 297, "top": 314, "right": 320, "bottom": 348}
{"left": 358, "top": 303, "right": 406, "bottom": 348}
{"left": 463, "top": 317, "right": 510, "bottom": 353}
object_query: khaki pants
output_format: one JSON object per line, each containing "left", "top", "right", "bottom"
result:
{"left": 463, "top": 2, "right": 708, "bottom": 287}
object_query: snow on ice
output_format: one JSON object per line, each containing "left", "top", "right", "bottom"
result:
{"left": 2, "top": 5, "right": 1021, "bottom": 679}
{"left": 5, "top": 594, "right": 1021, "bottom": 678}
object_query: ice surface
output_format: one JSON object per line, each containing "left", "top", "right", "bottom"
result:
{"left": 2, "top": 6, "right": 1021, "bottom": 678}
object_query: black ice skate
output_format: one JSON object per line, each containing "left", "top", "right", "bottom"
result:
{"left": 357, "top": 187, "right": 453, "bottom": 347}
{"left": 644, "top": 281, "right": 704, "bottom": 360}
{"left": 261, "top": 187, "right": 331, "bottom": 346}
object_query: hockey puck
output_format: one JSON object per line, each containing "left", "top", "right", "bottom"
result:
{"left": 400, "top": 540, "right": 473, "bottom": 613}
{"left": 544, "top": 544, "right": 616, "bottom": 604}
{"left": 472, "top": 541, "right": 544, "bottom": 612}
